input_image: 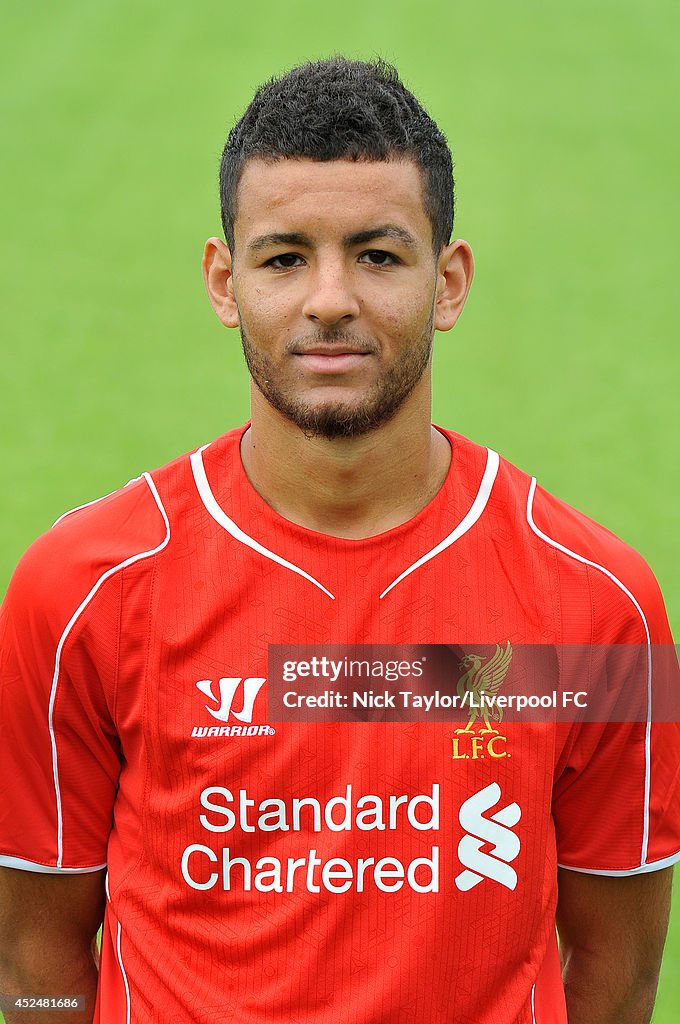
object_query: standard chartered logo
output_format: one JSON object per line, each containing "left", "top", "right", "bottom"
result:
{"left": 455, "top": 783, "right": 521, "bottom": 892}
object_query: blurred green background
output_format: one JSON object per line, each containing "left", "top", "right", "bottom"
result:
{"left": 0, "top": 0, "right": 678, "bottom": 1018}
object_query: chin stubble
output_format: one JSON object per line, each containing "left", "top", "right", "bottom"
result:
{"left": 240, "top": 316, "right": 434, "bottom": 440}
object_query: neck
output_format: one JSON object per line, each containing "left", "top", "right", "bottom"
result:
{"left": 240, "top": 380, "right": 451, "bottom": 539}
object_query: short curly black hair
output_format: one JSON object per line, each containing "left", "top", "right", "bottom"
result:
{"left": 220, "top": 56, "right": 454, "bottom": 254}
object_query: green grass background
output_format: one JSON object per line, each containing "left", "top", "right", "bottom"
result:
{"left": 0, "top": 0, "right": 678, "bottom": 1017}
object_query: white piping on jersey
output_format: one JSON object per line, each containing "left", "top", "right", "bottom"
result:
{"left": 558, "top": 847, "right": 680, "bottom": 876}
{"left": 116, "top": 921, "right": 132, "bottom": 1024}
{"left": 526, "top": 476, "right": 653, "bottom": 867}
{"left": 108, "top": 871, "right": 132, "bottom": 1024}
{"left": 190, "top": 445, "right": 336, "bottom": 600}
{"left": 379, "top": 448, "right": 500, "bottom": 600}
{"left": 0, "top": 854, "right": 107, "bottom": 873}
{"left": 530, "top": 982, "right": 536, "bottom": 1023}
{"left": 52, "top": 478, "right": 142, "bottom": 528}
{"left": 49, "top": 472, "right": 171, "bottom": 868}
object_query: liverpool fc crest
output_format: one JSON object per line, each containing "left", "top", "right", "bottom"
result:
{"left": 455, "top": 642, "right": 513, "bottom": 736}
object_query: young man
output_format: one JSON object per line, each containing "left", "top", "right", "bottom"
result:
{"left": 1, "top": 58, "right": 678, "bottom": 1024}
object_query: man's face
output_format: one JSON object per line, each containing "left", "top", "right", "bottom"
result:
{"left": 229, "top": 157, "right": 442, "bottom": 439}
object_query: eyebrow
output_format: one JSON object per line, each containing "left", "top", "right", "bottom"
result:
{"left": 247, "top": 223, "right": 419, "bottom": 256}
{"left": 344, "top": 225, "right": 419, "bottom": 250}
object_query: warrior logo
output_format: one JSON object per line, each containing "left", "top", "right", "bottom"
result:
{"left": 196, "top": 677, "right": 266, "bottom": 724}
{"left": 455, "top": 783, "right": 521, "bottom": 891}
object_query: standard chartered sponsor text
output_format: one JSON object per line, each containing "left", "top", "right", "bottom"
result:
{"left": 181, "top": 784, "right": 439, "bottom": 894}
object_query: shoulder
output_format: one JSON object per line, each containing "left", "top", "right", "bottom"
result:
{"left": 144, "top": 426, "right": 245, "bottom": 521}
{"left": 2, "top": 428, "right": 245, "bottom": 639}
{"left": 526, "top": 477, "right": 643, "bottom": 581}
{"left": 527, "top": 479, "right": 670, "bottom": 639}
{"left": 2, "top": 473, "right": 169, "bottom": 645}
{"left": 508, "top": 455, "right": 670, "bottom": 643}
{"left": 31, "top": 473, "right": 167, "bottom": 577}
{"left": 441, "top": 429, "right": 671, "bottom": 643}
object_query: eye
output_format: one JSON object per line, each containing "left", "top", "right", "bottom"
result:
{"left": 265, "top": 253, "right": 305, "bottom": 270}
{"left": 358, "top": 250, "right": 399, "bottom": 267}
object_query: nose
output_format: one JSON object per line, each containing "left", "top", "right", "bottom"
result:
{"left": 301, "top": 260, "right": 361, "bottom": 326}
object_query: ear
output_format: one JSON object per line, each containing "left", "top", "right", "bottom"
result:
{"left": 433, "top": 239, "right": 474, "bottom": 332}
{"left": 202, "top": 237, "right": 240, "bottom": 328}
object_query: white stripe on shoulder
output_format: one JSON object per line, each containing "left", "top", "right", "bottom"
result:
{"left": 526, "top": 476, "right": 652, "bottom": 866}
{"left": 0, "top": 854, "right": 107, "bottom": 873}
{"left": 380, "top": 448, "right": 500, "bottom": 600}
{"left": 52, "top": 477, "right": 142, "bottom": 528}
{"left": 190, "top": 445, "right": 335, "bottom": 600}
{"left": 49, "top": 472, "right": 171, "bottom": 868}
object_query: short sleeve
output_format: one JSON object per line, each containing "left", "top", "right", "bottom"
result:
{"left": 552, "top": 557, "right": 680, "bottom": 875}
{"left": 0, "top": 476, "right": 166, "bottom": 873}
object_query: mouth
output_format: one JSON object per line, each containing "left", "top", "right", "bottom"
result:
{"left": 292, "top": 347, "right": 373, "bottom": 374}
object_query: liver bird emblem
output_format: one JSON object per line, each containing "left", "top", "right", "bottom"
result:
{"left": 455, "top": 642, "right": 513, "bottom": 735}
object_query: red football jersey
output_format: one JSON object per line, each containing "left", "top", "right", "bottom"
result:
{"left": 1, "top": 425, "right": 679, "bottom": 1024}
